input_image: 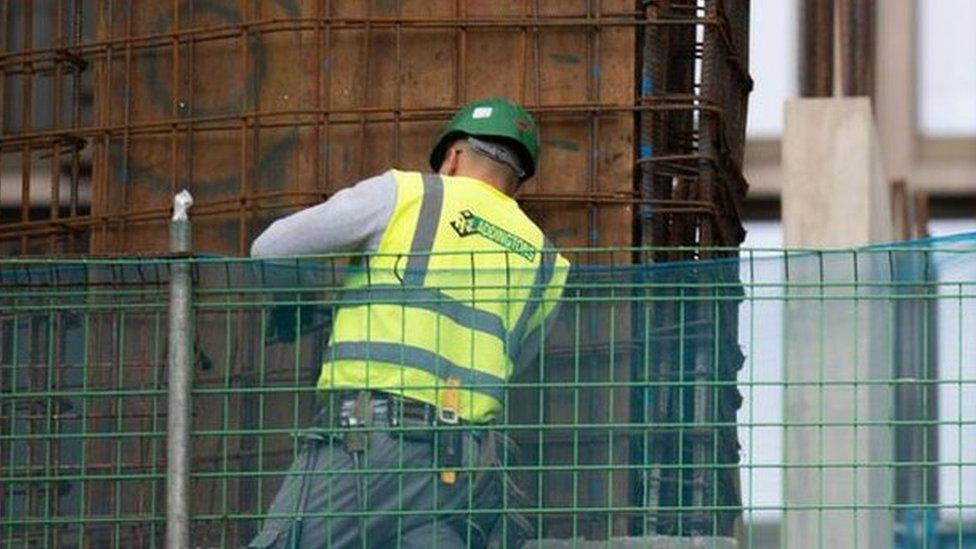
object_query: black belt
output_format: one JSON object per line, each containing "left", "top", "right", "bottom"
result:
{"left": 311, "top": 391, "right": 487, "bottom": 486}
{"left": 314, "top": 390, "right": 485, "bottom": 450}
{"left": 318, "top": 391, "right": 441, "bottom": 429}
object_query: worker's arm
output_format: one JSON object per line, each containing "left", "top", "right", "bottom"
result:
{"left": 250, "top": 171, "right": 397, "bottom": 257}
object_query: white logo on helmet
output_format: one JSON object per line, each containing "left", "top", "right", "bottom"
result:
{"left": 472, "top": 106, "right": 493, "bottom": 119}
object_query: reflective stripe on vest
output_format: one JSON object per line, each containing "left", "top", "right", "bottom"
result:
{"left": 338, "top": 285, "right": 506, "bottom": 341}
{"left": 327, "top": 341, "right": 505, "bottom": 401}
{"left": 403, "top": 173, "right": 444, "bottom": 286}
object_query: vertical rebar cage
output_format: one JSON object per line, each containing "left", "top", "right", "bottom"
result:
{"left": 638, "top": 1, "right": 752, "bottom": 537}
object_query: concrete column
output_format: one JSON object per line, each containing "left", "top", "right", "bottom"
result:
{"left": 874, "top": 0, "right": 916, "bottom": 182}
{"left": 780, "top": 97, "right": 894, "bottom": 548}
{"left": 783, "top": 98, "right": 892, "bottom": 247}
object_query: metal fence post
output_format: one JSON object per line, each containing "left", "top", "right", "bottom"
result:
{"left": 166, "top": 190, "right": 194, "bottom": 549}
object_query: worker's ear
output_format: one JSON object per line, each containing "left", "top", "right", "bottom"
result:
{"left": 438, "top": 146, "right": 462, "bottom": 176}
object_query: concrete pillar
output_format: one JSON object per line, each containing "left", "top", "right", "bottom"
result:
{"left": 780, "top": 97, "right": 894, "bottom": 548}
{"left": 875, "top": 0, "right": 916, "bottom": 183}
{"left": 783, "top": 97, "right": 892, "bottom": 247}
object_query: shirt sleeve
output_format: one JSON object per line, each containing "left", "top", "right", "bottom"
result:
{"left": 249, "top": 171, "right": 397, "bottom": 257}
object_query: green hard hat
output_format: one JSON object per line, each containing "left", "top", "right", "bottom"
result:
{"left": 429, "top": 98, "right": 540, "bottom": 181}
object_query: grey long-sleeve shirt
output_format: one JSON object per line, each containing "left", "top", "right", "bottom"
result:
{"left": 250, "top": 171, "right": 398, "bottom": 257}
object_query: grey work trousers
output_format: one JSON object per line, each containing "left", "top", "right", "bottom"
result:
{"left": 248, "top": 426, "right": 520, "bottom": 548}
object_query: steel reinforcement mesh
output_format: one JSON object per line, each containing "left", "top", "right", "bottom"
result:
{"left": 0, "top": 0, "right": 751, "bottom": 258}
{"left": 2, "top": 237, "right": 975, "bottom": 547}
{"left": 0, "top": 0, "right": 642, "bottom": 256}
{"left": 637, "top": 1, "right": 752, "bottom": 537}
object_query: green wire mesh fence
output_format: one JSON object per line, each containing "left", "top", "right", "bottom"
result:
{"left": 1, "top": 238, "right": 975, "bottom": 547}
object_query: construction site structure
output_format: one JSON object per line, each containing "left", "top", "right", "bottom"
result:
{"left": 0, "top": 1, "right": 752, "bottom": 545}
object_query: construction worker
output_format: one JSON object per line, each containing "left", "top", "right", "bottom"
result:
{"left": 248, "top": 98, "right": 569, "bottom": 548}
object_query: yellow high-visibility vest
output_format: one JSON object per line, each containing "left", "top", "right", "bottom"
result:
{"left": 318, "top": 170, "right": 569, "bottom": 422}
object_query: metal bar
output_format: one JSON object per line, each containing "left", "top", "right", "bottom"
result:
{"left": 68, "top": 0, "right": 82, "bottom": 229}
{"left": 20, "top": 0, "right": 35, "bottom": 254}
{"left": 800, "top": 0, "right": 835, "bottom": 97}
{"left": 48, "top": 0, "right": 65, "bottom": 255}
{"left": 0, "top": 13, "right": 654, "bottom": 63}
{"left": 841, "top": 0, "right": 875, "bottom": 97}
{"left": 164, "top": 191, "right": 193, "bottom": 549}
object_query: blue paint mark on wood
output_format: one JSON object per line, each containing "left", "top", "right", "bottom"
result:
{"left": 543, "top": 138, "right": 581, "bottom": 152}
{"left": 273, "top": 0, "right": 300, "bottom": 18}
{"left": 550, "top": 228, "right": 577, "bottom": 239}
{"left": 642, "top": 74, "right": 653, "bottom": 96}
{"left": 549, "top": 53, "right": 581, "bottom": 65}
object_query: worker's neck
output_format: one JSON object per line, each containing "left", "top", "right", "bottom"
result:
{"left": 453, "top": 169, "right": 518, "bottom": 197}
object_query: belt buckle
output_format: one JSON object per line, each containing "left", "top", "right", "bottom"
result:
{"left": 389, "top": 398, "right": 438, "bottom": 443}
{"left": 390, "top": 396, "right": 433, "bottom": 427}
{"left": 437, "top": 406, "right": 459, "bottom": 425}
